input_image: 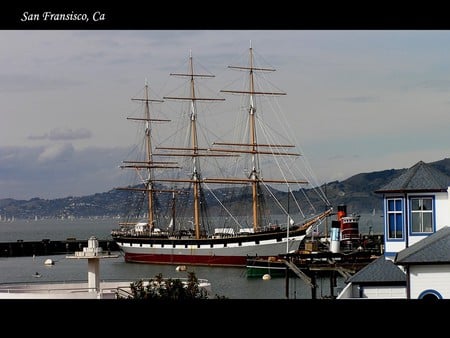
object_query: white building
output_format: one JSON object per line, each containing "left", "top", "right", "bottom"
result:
{"left": 375, "top": 160, "right": 450, "bottom": 260}
{"left": 337, "top": 255, "right": 406, "bottom": 299}
{"left": 338, "top": 160, "right": 450, "bottom": 299}
{"left": 395, "top": 226, "right": 450, "bottom": 300}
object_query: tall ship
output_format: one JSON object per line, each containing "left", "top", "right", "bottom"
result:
{"left": 111, "top": 44, "right": 333, "bottom": 266}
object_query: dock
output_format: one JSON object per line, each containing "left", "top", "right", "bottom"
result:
{"left": 246, "top": 230, "right": 384, "bottom": 299}
{"left": 247, "top": 250, "right": 379, "bottom": 299}
{"left": 0, "top": 238, "right": 119, "bottom": 257}
{"left": 247, "top": 250, "right": 377, "bottom": 277}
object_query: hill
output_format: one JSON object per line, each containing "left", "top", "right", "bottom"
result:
{"left": 1, "top": 158, "right": 449, "bottom": 220}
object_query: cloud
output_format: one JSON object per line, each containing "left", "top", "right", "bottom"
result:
{"left": 0, "top": 73, "right": 83, "bottom": 92}
{"left": 3, "top": 30, "right": 450, "bottom": 200}
{"left": 0, "top": 145, "right": 129, "bottom": 199}
{"left": 28, "top": 128, "right": 92, "bottom": 141}
{"left": 48, "top": 128, "right": 92, "bottom": 140}
{"left": 412, "top": 79, "right": 450, "bottom": 92}
{"left": 27, "top": 133, "right": 48, "bottom": 140}
{"left": 330, "top": 96, "right": 381, "bottom": 103}
{"left": 37, "top": 143, "right": 75, "bottom": 163}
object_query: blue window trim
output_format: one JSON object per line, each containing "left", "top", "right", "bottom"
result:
{"left": 409, "top": 195, "right": 435, "bottom": 236}
{"left": 385, "top": 196, "right": 404, "bottom": 242}
{"left": 418, "top": 289, "right": 442, "bottom": 299}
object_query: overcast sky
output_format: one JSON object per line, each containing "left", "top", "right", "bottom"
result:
{"left": 1, "top": 30, "right": 450, "bottom": 200}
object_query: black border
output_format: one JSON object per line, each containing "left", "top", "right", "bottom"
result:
{"left": 3, "top": 5, "right": 450, "bottom": 30}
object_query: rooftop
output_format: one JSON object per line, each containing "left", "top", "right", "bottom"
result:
{"left": 375, "top": 160, "right": 450, "bottom": 193}
{"left": 346, "top": 255, "right": 406, "bottom": 284}
{"left": 395, "top": 226, "right": 450, "bottom": 264}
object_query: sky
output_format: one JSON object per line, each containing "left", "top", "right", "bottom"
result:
{"left": 1, "top": 29, "right": 450, "bottom": 200}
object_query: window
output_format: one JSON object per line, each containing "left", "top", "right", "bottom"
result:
{"left": 387, "top": 198, "right": 403, "bottom": 239}
{"left": 411, "top": 197, "right": 433, "bottom": 234}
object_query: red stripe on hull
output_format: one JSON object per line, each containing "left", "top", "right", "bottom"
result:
{"left": 124, "top": 252, "right": 251, "bottom": 267}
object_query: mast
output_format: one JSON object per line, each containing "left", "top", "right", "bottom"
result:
{"left": 248, "top": 46, "right": 259, "bottom": 234}
{"left": 161, "top": 51, "right": 225, "bottom": 239}
{"left": 116, "top": 80, "right": 179, "bottom": 230}
{"left": 219, "top": 43, "right": 298, "bottom": 232}
{"left": 154, "top": 47, "right": 313, "bottom": 236}
{"left": 169, "top": 192, "right": 176, "bottom": 234}
{"left": 141, "top": 80, "right": 158, "bottom": 226}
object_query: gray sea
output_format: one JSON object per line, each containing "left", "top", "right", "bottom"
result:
{"left": 0, "top": 213, "right": 383, "bottom": 299}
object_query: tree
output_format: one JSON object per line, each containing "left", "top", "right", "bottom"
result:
{"left": 123, "top": 271, "right": 209, "bottom": 300}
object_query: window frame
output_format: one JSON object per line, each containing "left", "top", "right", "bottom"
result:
{"left": 409, "top": 196, "right": 435, "bottom": 235}
{"left": 386, "top": 197, "right": 404, "bottom": 241}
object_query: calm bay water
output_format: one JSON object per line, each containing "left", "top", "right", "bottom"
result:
{"left": 0, "top": 214, "right": 383, "bottom": 299}
{"left": 0, "top": 218, "right": 114, "bottom": 242}
{"left": 0, "top": 253, "right": 343, "bottom": 299}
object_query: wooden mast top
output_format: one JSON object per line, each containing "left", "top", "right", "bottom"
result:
{"left": 116, "top": 80, "right": 179, "bottom": 229}
{"left": 154, "top": 46, "right": 313, "bottom": 236}
{"left": 162, "top": 52, "right": 225, "bottom": 239}
{"left": 217, "top": 44, "right": 303, "bottom": 232}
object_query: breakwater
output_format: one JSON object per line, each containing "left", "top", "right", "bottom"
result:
{"left": 0, "top": 238, "right": 119, "bottom": 257}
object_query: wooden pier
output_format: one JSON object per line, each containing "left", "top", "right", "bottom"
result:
{"left": 285, "top": 251, "right": 377, "bottom": 299}
{"left": 247, "top": 240, "right": 382, "bottom": 299}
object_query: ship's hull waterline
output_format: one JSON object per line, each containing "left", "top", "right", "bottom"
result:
{"left": 113, "top": 232, "right": 306, "bottom": 267}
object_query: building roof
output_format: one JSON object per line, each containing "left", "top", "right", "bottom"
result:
{"left": 375, "top": 161, "right": 450, "bottom": 193}
{"left": 395, "top": 226, "right": 450, "bottom": 264}
{"left": 346, "top": 255, "right": 406, "bottom": 284}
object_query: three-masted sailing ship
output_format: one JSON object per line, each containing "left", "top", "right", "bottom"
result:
{"left": 111, "top": 45, "right": 332, "bottom": 266}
